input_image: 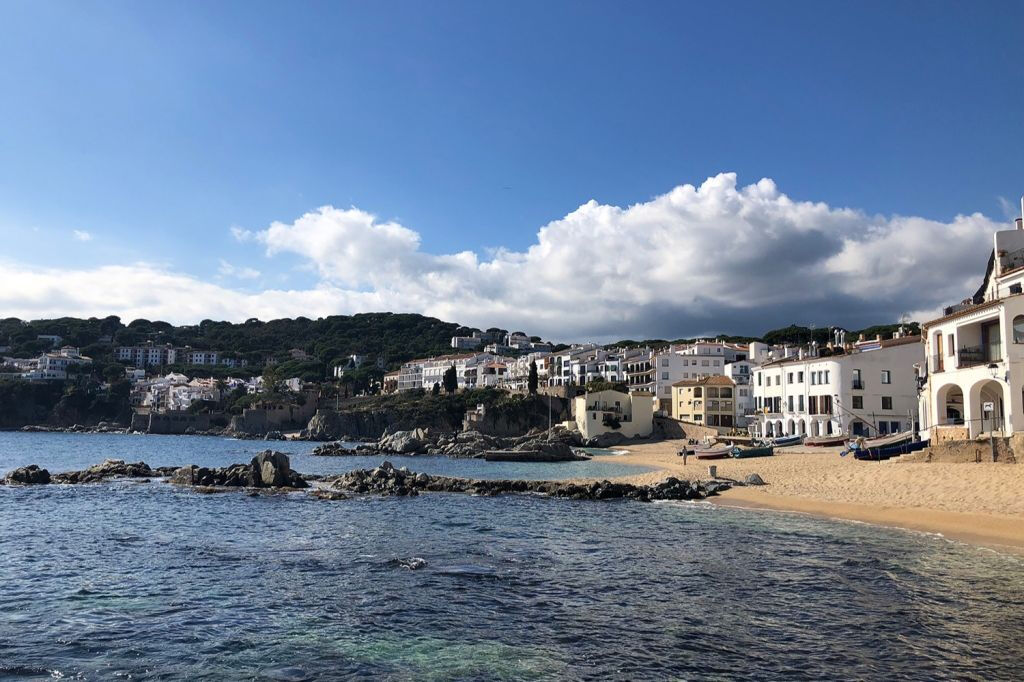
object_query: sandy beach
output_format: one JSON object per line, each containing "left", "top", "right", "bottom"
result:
{"left": 600, "top": 440, "right": 1024, "bottom": 553}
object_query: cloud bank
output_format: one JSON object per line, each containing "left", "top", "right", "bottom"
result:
{"left": 0, "top": 173, "right": 1001, "bottom": 341}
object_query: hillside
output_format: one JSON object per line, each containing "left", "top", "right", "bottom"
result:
{"left": 0, "top": 313, "right": 478, "bottom": 379}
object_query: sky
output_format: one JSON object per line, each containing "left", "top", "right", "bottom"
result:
{"left": 1, "top": 0, "right": 1023, "bottom": 342}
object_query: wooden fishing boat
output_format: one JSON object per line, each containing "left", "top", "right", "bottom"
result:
{"left": 852, "top": 431, "right": 914, "bottom": 450}
{"left": 771, "top": 434, "right": 804, "bottom": 447}
{"left": 694, "top": 443, "right": 733, "bottom": 460}
{"left": 852, "top": 439, "right": 928, "bottom": 461}
{"left": 731, "top": 445, "right": 774, "bottom": 459}
{"left": 803, "top": 434, "right": 848, "bottom": 447}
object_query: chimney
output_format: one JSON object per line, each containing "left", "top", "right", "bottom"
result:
{"left": 1017, "top": 217, "right": 1023, "bottom": 231}
{"left": 798, "top": 348, "right": 804, "bottom": 360}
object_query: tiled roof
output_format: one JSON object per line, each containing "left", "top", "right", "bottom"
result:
{"left": 672, "top": 375, "right": 735, "bottom": 387}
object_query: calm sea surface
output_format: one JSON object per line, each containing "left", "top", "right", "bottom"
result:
{"left": 2, "top": 432, "right": 1023, "bottom": 680}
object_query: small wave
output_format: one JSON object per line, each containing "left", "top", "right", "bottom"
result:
{"left": 386, "top": 557, "right": 428, "bottom": 570}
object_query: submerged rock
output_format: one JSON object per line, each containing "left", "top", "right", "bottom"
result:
{"left": 4, "top": 464, "right": 51, "bottom": 485}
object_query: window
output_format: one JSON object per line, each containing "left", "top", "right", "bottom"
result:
{"left": 798, "top": 371, "right": 804, "bottom": 382}
{"left": 798, "top": 395, "right": 804, "bottom": 411}
{"left": 787, "top": 396, "right": 794, "bottom": 412}
{"left": 661, "top": 372, "right": 669, "bottom": 380}
{"left": 824, "top": 371, "right": 829, "bottom": 384}
{"left": 890, "top": 421, "right": 901, "bottom": 433}
{"left": 693, "top": 387, "right": 702, "bottom": 397}
{"left": 787, "top": 372, "right": 793, "bottom": 384}
{"left": 1015, "top": 315, "right": 1024, "bottom": 344}
{"left": 881, "top": 396, "right": 893, "bottom": 410}
{"left": 852, "top": 396, "right": 863, "bottom": 409}
{"left": 808, "top": 395, "right": 818, "bottom": 414}
{"left": 702, "top": 360, "right": 709, "bottom": 366}
{"left": 810, "top": 373, "right": 816, "bottom": 386}
{"left": 661, "top": 358, "right": 668, "bottom": 367}
{"left": 881, "top": 370, "right": 891, "bottom": 385}
{"left": 948, "top": 334, "right": 955, "bottom": 355}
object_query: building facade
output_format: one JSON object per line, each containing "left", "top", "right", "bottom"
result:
{"left": 919, "top": 217, "right": 1024, "bottom": 440}
{"left": 671, "top": 375, "right": 737, "bottom": 427}
{"left": 751, "top": 336, "right": 923, "bottom": 439}
{"left": 573, "top": 389, "right": 654, "bottom": 440}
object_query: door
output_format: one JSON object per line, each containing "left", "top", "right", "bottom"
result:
{"left": 934, "top": 333, "right": 943, "bottom": 371}
{"left": 982, "top": 321, "right": 1001, "bottom": 363}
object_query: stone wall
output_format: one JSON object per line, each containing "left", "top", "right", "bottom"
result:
{"left": 907, "top": 436, "right": 1019, "bottom": 464}
{"left": 933, "top": 425, "right": 969, "bottom": 442}
{"left": 136, "top": 411, "right": 211, "bottom": 434}
{"left": 655, "top": 417, "right": 720, "bottom": 442}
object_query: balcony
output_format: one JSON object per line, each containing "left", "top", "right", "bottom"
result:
{"left": 957, "top": 346, "right": 996, "bottom": 369}
{"left": 851, "top": 379, "right": 865, "bottom": 390}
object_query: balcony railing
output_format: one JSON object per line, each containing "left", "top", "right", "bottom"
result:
{"left": 957, "top": 346, "right": 992, "bottom": 368}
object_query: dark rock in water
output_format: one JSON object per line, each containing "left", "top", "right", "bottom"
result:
{"left": 319, "top": 461, "right": 728, "bottom": 502}
{"left": 50, "top": 459, "right": 157, "bottom": 484}
{"left": 264, "top": 430, "right": 286, "bottom": 441}
{"left": 4, "top": 464, "right": 51, "bottom": 485}
{"left": 311, "top": 441, "right": 356, "bottom": 456}
{"left": 253, "top": 450, "right": 291, "bottom": 486}
{"left": 583, "top": 431, "right": 629, "bottom": 448}
{"left": 170, "top": 451, "right": 307, "bottom": 490}
{"left": 744, "top": 473, "right": 766, "bottom": 486}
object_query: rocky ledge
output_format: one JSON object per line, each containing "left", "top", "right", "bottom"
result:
{"left": 320, "top": 461, "right": 731, "bottom": 501}
{"left": 313, "top": 426, "right": 594, "bottom": 461}
{"left": 3, "top": 451, "right": 308, "bottom": 490}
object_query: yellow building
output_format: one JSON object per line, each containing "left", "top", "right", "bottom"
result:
{"left": 671, "top": 375, "right": 736, "bottom": 427}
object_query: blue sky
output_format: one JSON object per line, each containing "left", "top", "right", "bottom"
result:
{"left": 1, "top": 1, "right": 1023, "bottom": 340}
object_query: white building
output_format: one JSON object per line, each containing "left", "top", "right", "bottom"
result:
{"left": 573, "top": 389, "right": 654, "bottom": 440}
{"left": 420, "top": 352, "right": 499, "bottom": 391}
{"left": 397, "top": 360, "right": 425, "bottom": 392}
{"left": 23, "top": 346, "right": 93, "bottom": 381}
{"left": 751, "top": 335, "right": 923, "bottom": 439}
{"left": 919, "top": 214, "right": 1024, "bottom": 440}
{"left": 725, "top": 360, "right": 755, "bottom": 427}
{"left": 117, "top": 343, "right": 178, "bottom": 367}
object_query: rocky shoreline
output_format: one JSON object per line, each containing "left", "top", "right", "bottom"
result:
{"left": 3, "top": 455, "right": 736, "bottom": 503}
{"left": 312, "top": 425, "right": 634, "bottom": 461}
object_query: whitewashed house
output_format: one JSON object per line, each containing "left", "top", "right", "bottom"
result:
{"left": 752, "top": 334, "right": 923, "bottom": 439}
{"left": 573, "top": 389, "right": 654, "bottom": 440}
{"left": 919, "top": 214, "right": 1024, "bottom": 440}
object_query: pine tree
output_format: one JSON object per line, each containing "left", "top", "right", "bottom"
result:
{"left": 528, "top": 360, "right": 538, "bottom": 394}
{"left": 443, "top": 364, "right": 458, "bottom": 394}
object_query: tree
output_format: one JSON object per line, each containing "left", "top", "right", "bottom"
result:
{"left": 442, "top": 364, "right": 458, "bottom": 395}
{"left": 528, "top": 360, "right": 538, "bottom": 394}
{"left": 432, "top": 382, "right": 441, "bottom": 396}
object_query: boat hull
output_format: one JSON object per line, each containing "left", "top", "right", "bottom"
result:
{"left": 732, "top": 446, "right": 774, "bottom": 459}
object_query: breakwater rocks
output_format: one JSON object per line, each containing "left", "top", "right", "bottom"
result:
{"left": 313, "top": 426, "right": 588, "bottom": 461}
{"left": 170, "top": 451, "right": 308, "bottom": 489}
{"left": 2, "top": 451, "right": 308, "bottom": 490}
{"left": 322, "top": 461, "right": 731, "bottom": 501}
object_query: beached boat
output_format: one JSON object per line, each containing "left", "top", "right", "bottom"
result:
{"left": 771, "top": 434, "right": 804, "bottom": 447}
{"left": 803, "top": 434, "right": 848, "bottom": 447}
{"left": 694, "top": 443, "right": 733, "bottom": 460}
{"left": 853, "top": 439, "right": 928, "bottom": 462}
{"left": 851, "top": 431, "right": 914, "bottom": 450}
{"left": 731, "top": 445, "right": 774, "bottom": 459}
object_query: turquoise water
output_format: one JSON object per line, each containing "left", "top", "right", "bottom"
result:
{"left": 2, "top": 433, "right": 1024, "bottom": 679}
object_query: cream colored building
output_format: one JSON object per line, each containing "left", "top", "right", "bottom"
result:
{"left": 671, "top": 375, "right": 737, "bottom": 427}
{"left": 573, "top": 389, "right": 654, "bottom": 440}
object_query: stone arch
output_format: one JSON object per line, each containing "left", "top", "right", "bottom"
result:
{"left": 934, "top": 383, "right": 964, "bottom": 425}
{"left": 786, "top": 418, "right": 795, "bottom": 435}
{"left": 798, "top": 419, "right": 807, "bottom": 435}
{"left": 764, "top": 421, "right": 774, "bottom": 437}
{"left": 968, "top": 379, "right": 1007, "bottom": 436}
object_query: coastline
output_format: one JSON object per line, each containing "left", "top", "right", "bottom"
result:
{"left": 599, "top": 440, "right": 1024, "bottom": 555}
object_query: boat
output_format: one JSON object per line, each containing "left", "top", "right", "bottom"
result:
{"left": 693, "top": 443, "right": 734, "bottom": 460}
{"left": 731, "top": 445, "right": 774, "bottom": 459}
{"left": 771, "top": 434, "right": 804, "bottom": 447}
{"left": 850, "top": 431, "right": 914, "bottom": 450}
{"left": 852, "top": 439, "right": 928, "bottom": 461}
{"left": 803, "top": 434, "right": 848, "bottom": 447}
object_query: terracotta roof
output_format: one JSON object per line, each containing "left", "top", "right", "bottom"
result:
{"left": 672, "top": 375, "right": 735, "bottom": 388}
{"left": 921, "top": 298, "right": 1004, "bottom": 328}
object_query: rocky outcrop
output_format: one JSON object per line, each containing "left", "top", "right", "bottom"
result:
{"left": 304, "top": 409, "right": 449, "bottom": 441}
{"left": 170, "top": 450, "right": 308, "bottom": 489}
{"left": 19, "top": 422, "right": 128, "bottom": 434}
{"left": 4, "top": 464, "right": 51, "bottom": 485}
{"left": 321, "top": 461, "right": 729, "bottom": 502}
{"left": 50, "top": 459, "right": 161, "bottom": 484}
{"left": 314, "top": 425, "right": 589, "bottom": 462}
{"left": 582, "top": 432, "right": 629, "bottom": 448}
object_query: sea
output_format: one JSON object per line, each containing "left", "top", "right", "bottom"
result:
{"left": 1, "top": 432, "right": 1023, "bottom": 680}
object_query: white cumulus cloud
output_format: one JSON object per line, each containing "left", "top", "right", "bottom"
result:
{"left": 217, "top": 259, "right": 261, "bottom": 280}
{"left": 72, "top": 230, "right": 92, "bottom": 242}
{"left": 2, "top": 173, "right": 1005, "bottom": 340}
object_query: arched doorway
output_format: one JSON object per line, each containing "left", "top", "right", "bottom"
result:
{"left": 798, "top": 419, "right": 807, "bottom": 435}
{"left": 765, "top": 421, "right": 774, "bottom": 437}
{"left": 970, "top": 379, "right": 1006, "bottom": 435}
{"left": 935, "top": 384, "right": 964, "bottom": 425}
{"left": 786, "top": 419, "right": 795, "bottom": 435}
